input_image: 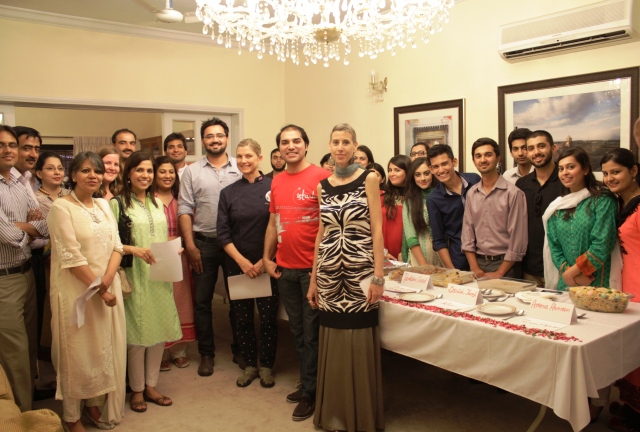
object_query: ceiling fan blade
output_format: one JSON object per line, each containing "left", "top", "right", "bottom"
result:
{"left": 184, "top": 12, "right": 200, "bottom": 24}
{"left": 130, "top": 0, "right": 159, "bottom": 13}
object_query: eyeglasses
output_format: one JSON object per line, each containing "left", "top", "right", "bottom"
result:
{"left": 43, "top": 166, "right": 64, "bottom": 173}
{"left": 534, "top": 193, "right": 542, "bottom": 216}
{"left": 204, "top": 134, "right": 227, "bottom": 140}
{"left": 0, "top": 143, "right": 18, "bottom": 151}
{"left": 410, "top": 150, "right": 427, "bottom": 157}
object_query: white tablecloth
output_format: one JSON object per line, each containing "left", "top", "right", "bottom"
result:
{"left": 379, "top": 290, "right": 640, "bottom": 431}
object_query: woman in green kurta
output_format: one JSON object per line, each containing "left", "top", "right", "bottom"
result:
{"left": 542, "top": 147, "right": 621, "bottom": 291}
{"left": 402, "top": 158, "right": 443, "bottom": 266}
{"left": 109, "top": 151, "right": 181, "bottom": 413}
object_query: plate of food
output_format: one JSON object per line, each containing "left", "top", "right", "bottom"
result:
{"left": 515, "top": 291, "right": 557, "bottom": 303}
{"left": 476, "top": 303, "right": 517, "bottom": 316}
{"left": 481, "top": 289, "right": 505, "bottom": 299}
{"left": 398, "top": 292, "right": 435, "bottom": 303}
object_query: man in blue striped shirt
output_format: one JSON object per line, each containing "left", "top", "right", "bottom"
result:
{"left": 0, "top": 125, "right": 49, "bottom": 412}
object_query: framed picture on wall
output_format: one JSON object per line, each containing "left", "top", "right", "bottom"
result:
{"left": 498, "top": 67, "right": 639, "bottom": 174}
{"left": 394, "top": 99, "right": 465, "bottom": 168}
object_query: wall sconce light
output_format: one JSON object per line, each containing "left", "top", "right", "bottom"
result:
{"left": 369, "top": 70, "right": 388, "bottom": 102}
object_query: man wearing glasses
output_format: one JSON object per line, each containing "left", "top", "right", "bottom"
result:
{"left": 516, "top": 130, "right": 566, "bottom": 287}
{"left": 409, "top": 142, "right": 428, "bottom": 161}
{"left": 0, "top": 125, "right": 49, "bottom": 411}
{"left": 178, "top": 117, "right": 242, "bottom": 376}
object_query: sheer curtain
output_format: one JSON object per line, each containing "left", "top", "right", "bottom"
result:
{"left": 73, "top": 136, "right": 111, "bottom": 154}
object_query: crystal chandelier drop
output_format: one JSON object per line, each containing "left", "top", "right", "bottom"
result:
{"left": 195, "top": 0, "right": 454, "bottom": 66}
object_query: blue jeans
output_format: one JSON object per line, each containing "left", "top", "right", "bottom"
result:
{"left": 278, "top": 267, "right": 318, "bottom": 400}
{"left": 193, "top": 237, "right": 238, "bottom": 357}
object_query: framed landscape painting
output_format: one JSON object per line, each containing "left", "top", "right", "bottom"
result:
{"left": 498, "top": 68, "right": 639, "bottom": 173}
{"left": 394, "top": 99, "right": 465, "bottom": 168}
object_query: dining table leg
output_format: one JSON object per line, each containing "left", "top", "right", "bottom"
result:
{"left": 526, "top": 405, "right": 547, "bottom": 432}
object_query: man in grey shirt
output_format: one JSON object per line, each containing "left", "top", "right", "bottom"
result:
{"left": 462, "top": 138, "right": 528, "bottom": 279}
{"left": 178, "top": 117, "right": 241, "bottom": 377}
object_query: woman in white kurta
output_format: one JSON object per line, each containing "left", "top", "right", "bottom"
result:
{"left": 48, "top": 152, "right": 126, "bottom": 432}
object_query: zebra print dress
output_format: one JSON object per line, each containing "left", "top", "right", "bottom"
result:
{"left": 317, "top": 170, "right": 378, "bottom": 329}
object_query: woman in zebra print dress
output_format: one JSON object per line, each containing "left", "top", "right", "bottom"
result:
{"left": 308, "top": 123, "right": 385, "bottom": 432}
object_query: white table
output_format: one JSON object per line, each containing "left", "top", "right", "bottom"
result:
{"left": 379, "top": 289, "right": 640, "bottom": 431}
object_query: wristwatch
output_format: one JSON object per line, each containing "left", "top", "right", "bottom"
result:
{"left": 371, "top": 276, "right": 385, "bottom": 287}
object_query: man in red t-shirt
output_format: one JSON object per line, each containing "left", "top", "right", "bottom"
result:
{"left": 264, "top": 124, "right": 330, "bottom": 422}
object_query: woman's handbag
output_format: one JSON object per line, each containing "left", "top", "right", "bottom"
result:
{"left": 114, "top": 197, "right": 133, "bottom": 268}
{"left": 118, "top": 267, "right": 134, "bottom": 299}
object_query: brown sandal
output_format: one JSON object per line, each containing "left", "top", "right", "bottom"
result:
{"left": 143, "top": 392, "right": 173, "bottom": 407}
{"left": 130, "top": 392, "right": 147, "bottom": 413}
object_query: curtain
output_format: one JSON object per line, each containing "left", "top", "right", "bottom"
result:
{"left": 73, "top": 136, "right": 111, "bottom": 154}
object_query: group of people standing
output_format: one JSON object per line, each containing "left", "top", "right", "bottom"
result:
{"left": 2, "top": 114, "right": 640, "bottom": 432}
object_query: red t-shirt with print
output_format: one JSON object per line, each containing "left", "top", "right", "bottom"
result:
{"left": 269, "top": 164, "right": 331, "bottom": 269}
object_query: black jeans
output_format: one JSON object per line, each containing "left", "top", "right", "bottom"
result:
{"left": 232, "top": 276, "right": 279, "bottom": 368}
{"left": 192, "top": 237, "right": 239, "bottom": 357}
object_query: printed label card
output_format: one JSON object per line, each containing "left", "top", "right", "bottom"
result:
{"left": 528, "top": 298, "right": 577, "bottom": 325}
{"left": 399, "top": 272, "right": 433, "bottom": 291}
{"left": 445, "top": 284, "right": 482, "bottom": 306}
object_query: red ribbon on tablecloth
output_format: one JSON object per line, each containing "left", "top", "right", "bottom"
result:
{"left": 381, "top": 295, "right": 582, "bottom": 342}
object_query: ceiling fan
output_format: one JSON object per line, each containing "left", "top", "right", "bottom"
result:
{"left": 131, "top": 0, "right": 200, "bottom": 24}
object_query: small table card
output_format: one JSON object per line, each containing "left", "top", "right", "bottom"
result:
{"left": 400, "top": 271, "right": 433, "bottom": 291}
{"left": 445, "top": 283, "right": 482, "bottom": 306}
{"left": 528, "top": 298, "right": 577, "bottom": 325}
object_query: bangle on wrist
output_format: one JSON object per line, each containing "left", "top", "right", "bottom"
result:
{"left": 371, "top": 276, "right": 385, "bottom": 287}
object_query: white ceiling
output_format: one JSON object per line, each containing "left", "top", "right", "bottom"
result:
{"left": 0, "top": 0, "right": 205, "bottom": 34}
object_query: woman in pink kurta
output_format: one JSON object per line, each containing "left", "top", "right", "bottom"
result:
{"left": 601, "top": 148, "right": 640, "bottom": 431}
{"left": 155, "top": 156, "right": 196, "bottom": 371}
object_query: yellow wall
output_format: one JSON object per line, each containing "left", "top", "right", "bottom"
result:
{"left": 2, "top": 0, "right": 640, "bottom": 172}
{"left": 15, "top": 107, "right": 162, "bottom": 141}
{"left": 283, "top": 0, "right": 640, "bottom": 171}
{"left": 0, "top": 18, "right": 285, "bottom": 152}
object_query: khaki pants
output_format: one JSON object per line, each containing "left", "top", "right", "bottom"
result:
{"left": 0, "top": 269, "right": 38, "bottom": 412}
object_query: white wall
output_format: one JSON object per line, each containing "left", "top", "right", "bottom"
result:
{"left": 283, "top": 0, "right": 640, "bottom": 171}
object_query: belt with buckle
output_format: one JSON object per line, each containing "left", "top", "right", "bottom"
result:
{"left": 194, "top": 232, "right": 217, "bottom": 243}
{"left": 0, "top": 261, "right": 32, "bottom": 277}
{"left": 476, "top": 254, "right": 505, "bottom": 261}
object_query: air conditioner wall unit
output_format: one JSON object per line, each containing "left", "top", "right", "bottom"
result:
{"left": 498, "top": 0, "right": 640, "bottom": 62}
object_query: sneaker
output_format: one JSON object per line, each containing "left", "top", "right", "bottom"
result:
{"left": 292, "top": 397, "right": 315, "bottom": 421}
{"left": 197, "top": 355, "right": 214, "bottom": 377}
{"left": 259, "top": 367, "right": 275, "bottom": 388}
{"left": 236, "top": 366, "right": 259, "bottom": 387}
{"left": 286, "top": 388, "right": 303, "bottom": 404}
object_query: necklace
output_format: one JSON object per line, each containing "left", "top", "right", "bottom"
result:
{"left": 70, "top": 190, "right": 101, "bottom": 224}
{"left": 132, "top": 194, "right": 155, "bottom": 236}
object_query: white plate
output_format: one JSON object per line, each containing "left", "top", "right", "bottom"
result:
{"left": 482, "top": 289, "right": 505, "bottom": 298}
{"left": 476, "top": 303, "right": 517, "bottom": 316}
{"left": 398, "top": 293, "right": 435, "bottom": 303}
{"left": 515, "top": 291, "right": 557, "bottom": 303}
{"left": 385, "top": 281, "right": 421, "bottom": 293}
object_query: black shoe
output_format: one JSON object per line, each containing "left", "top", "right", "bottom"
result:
{"left": 286, "top": 388, "right": 303, "bottom": 404}
{"left": 198, "top": 355, "right": 214, "bottom": 376}
{"left": 292, "top": 397, "right": 315, "bottom": 421}
{"left": 232, "top": 354, "right": 247, "bottom": 370}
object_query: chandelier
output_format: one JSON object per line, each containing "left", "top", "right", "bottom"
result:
{"left": 195, "top": 0, "right": 454, "bottom": 66}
